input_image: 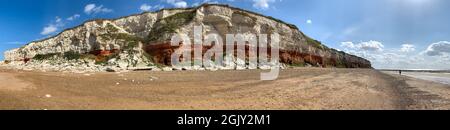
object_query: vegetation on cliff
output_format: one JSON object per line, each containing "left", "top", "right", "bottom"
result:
{"left": 33, "top": 53, "right": 60, "bottom": 60}
{"left": 146, "top": 11, "right": 196, "bottom": 42}
{"left": 32, "top": 51, "right": 89, "bottom": 61}
{"left": 305, "top": 36, "right": 324, "bottom": 50}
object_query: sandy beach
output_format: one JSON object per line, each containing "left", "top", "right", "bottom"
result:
{"left": 1, "top": 67, "right": 449, "bottom": 110}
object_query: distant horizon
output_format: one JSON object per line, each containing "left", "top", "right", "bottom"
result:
{"left": 1, "top": 0, "right": 450, "bottom": 70}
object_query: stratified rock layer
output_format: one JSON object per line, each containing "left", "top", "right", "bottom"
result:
{"left": 2, "top": 4, "right": 371, "bottom": 72}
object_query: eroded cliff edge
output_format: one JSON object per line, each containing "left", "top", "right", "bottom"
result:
{"left": 1, "top": 4, "right": 371, "bottom": 72}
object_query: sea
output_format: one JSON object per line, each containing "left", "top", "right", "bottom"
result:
{"left": 401, "top": 72, "right": 450, "bottom": 85}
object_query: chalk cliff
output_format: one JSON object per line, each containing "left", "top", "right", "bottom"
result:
{"left": 2, "top": 4, "right": 371, "bottom": 72}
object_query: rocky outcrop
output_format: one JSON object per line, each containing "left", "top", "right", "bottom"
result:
{"left": 2, "top": 4, "right": 371, "bottom": 72}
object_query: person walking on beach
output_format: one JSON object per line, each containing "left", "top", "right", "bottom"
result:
{"left": 399, "top": 70, "right": 402, "bottom": 75}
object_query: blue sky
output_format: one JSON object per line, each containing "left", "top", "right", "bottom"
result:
{"left": 1, "top": 0, "right": 450, "bottom": 69}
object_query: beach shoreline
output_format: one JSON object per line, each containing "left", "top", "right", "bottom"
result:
{"left": 384, "top": 71, "right": 450, "bottom": 85}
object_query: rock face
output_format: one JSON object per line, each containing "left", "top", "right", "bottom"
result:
{"left": 2, "top": 4, "right": 371, "bottom": 72}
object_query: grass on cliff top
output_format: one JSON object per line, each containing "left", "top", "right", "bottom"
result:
{"left": 305, "top": 35, "right": 325, "bottom": 50}
{"left": 146, "top": 11, "right": 196, "bottom": 43}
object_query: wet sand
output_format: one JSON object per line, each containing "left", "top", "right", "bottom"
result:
{"left": 1, "top": 67, "right": 449, "bottom": 110}
{"left": 401, "top": 72, "right": 450, "bottom": 85}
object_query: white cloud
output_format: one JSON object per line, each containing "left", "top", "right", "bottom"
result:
{"left": 40, "top": 16, "right": 65, "bottom": 35}
{"left": 66, "top": 14, "right": 80, "bottom": 21}
{"left": 252, "top": 0, "right": 276, "bottom": 10}
{"left": 400, "top": 44, "right": 415, "bottom": 52}
{"left": 84, "top": 4, "right": 113, "bottom": 15}
{"left": 40, "top": 24, "right": 58, "bottom": 35}
{"left": 340, "top": 40, "right": 450, "bottom": 69}
{"left": 340, "top": 42, "right": 355, "bottom": 49}
{"left": 140, "top": 4, "right": 152, "bottom": 11}
{"left": 165, "top": 0, "right": 188, "bottom": 8}
{"left": 174, "top": 1, "right": 188, "bottom": 8}
{"left": 358, "top": 41, "right": 384, "bottom": 51}
{"left": 192, "top": 2, "right": 200, "bottom": 7}
{"left": 55, "top": 17, "right": 62, "bottom": 23}
{"left": 341, "top": 40, "right": 384, "bottom": 52}
{"left": 442, "top": 55, "right": 450, "bottom": 62}
{"left": 139, "top": 4, "right": 164, "bottom": 11}
{"left": 84, "top": 4, "right": 96, "bottom": 13}
{"left": 340, "top": 41, "right": 392, "bottom": 68}
{"left": 381, "top": 53, "right": 400, "bottom": 64}
{"left": 202, "top": 0, "right": 219, "bottom": 4}
{"left": 306, "top": 19, "right": 312, "bottom": 24}
{"left": 154, "top": 5, "right": 165, "bottom": 10}
{"left": 192, "top": 0, "right": 220, "bottom": 7}
{"left": 424, "top": 41, "right": 450, "bottom": 56}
